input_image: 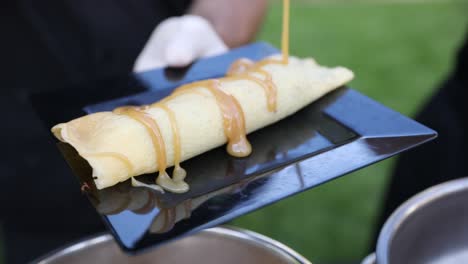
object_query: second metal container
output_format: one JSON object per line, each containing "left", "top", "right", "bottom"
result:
{"left": 364, "top": 177, "right": 468, "bottom": 264}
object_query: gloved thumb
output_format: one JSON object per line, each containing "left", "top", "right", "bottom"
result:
{"left": 164, "top": 15, "right": 228, "bottom": 68}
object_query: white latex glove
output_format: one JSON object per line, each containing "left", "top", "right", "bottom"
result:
{"left": 133, "top": 15, "right": 228, "bottom": 72}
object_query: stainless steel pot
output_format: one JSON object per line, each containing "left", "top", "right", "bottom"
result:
{"left": 363, "top": 177, "right": 468, "bottom": 264}
{"left": 34, "top": 226, "right": 311, "bottom": 264}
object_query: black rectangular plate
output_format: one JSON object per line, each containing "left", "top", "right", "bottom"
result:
{"left": 54, "top": 42, "right": 436, "bottom": 254}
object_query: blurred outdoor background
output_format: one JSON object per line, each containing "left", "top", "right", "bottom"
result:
{"left": 1, "top": 0, "right": 467, "bottom": 263}
{"left": 233, "top": 0, "right": 468, "bottom": 263}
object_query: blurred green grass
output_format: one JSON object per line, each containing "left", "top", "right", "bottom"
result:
{"left": 233, "top": 1, "right": 467, "bottom": 263}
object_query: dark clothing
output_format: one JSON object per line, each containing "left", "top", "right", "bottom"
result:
{"left": 2, "top": 1, "right": 191, "bottom": 263}
{"left": 373, "top": 34, "right": 468, "bottom": 247}
{"left": 8, "top": 0, "right": 191, "bottom": 88}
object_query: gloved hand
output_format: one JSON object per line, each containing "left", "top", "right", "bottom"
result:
{"left": 133, "top": 15, "right": 228, "bottom": 72}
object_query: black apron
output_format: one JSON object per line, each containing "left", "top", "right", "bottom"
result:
{"left": 2, "top": 0, "right": 191, "bottom": 263}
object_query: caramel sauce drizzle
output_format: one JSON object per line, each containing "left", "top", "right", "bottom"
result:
{"left": 282, "top": 0, "right": 290, "bottom": 64}
{"left": 157, "top": 89, "right": 206, "bottom": 104}
{"left": 227, "top": 58, "right": 254, "bottom": 75}
{"left": 113, "top": 107, "right": 167, "bottom": 173}
{"left": 227, "top": 58, "right": 278, "bottom": 112}
{"left": 113, "top": 107, "right": 173, "bottom": 187}
{"left": 174, "top": 79, "right": 251, "bottom": 157}
{"left": 226, "top": 75, "right": 276, "bottom": 112}
{"left": 256, "top": 58, "right": 288, "bottom": 68}
{"left": 151, "top": 104, "right": 187, "bottom": 181}
{"left": 106, "top": 0, "right": 291, "bottom": 191}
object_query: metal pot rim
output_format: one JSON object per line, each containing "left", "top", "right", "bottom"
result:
{"left": 376, "top": 177, "right": 468, "bottom": 264}
{"left": 34, "top": 226, "right": 311, "bottom": 264}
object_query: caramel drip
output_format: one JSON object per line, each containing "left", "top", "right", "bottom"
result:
{"left": 82, "top": 152, "right": 134, "bottom": 173}
{"left": 227, "top": 59, "right": 278, "bottom": 112}
{"left": 282, "top": 0, "right": 290, "bottom": 64}
{"left": 113, "top": 107, "right": 170, "bottom": 183}
{"left": 149, "top": 88, "right": 205, "bottom": 185}
{"left": 114, "top": 105, "right": 189, "bottom": 192}
{"left": 172, "top": 80, "right": 209, "bottom": 94}
{"left": 153, "top": 104, "right": 181, "bottom": 166}
{"left": 151, "top": 103, "right": 187, "bottom": 181}
{"left": 157, "top": 89, "right": 206, "bottom": 105}
{"left": 226, "top": 75, "right": 277, "bottom": 112}
{"left": 114, "top": 105, "right": 149, "bottom": 112}
{"left": 205, "top": 80, "right": 251, "bottom": 157}
{"left": 175, "top": 80, "right": 251, "bottom": 157}
{"left": 227, "top": 58, "right": 255, "bottom": 76}
{"left": 255, "top": 58, "right": 287, "bottom": 68}
{"left": 248, "top": 69, "right": 277, "bottom": 112}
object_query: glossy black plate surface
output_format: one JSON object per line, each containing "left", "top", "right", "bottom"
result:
{"left": 51, "top": 42, "right": 436, "bottom": 253}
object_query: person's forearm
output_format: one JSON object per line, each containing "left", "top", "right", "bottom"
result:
{"left": 189, "top": 0, "right": 268, "bottom": 48}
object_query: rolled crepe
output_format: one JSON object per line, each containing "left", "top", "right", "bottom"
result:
{"left": 52, "top": 56, "right": 354, "bottom": 190}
